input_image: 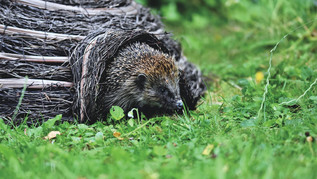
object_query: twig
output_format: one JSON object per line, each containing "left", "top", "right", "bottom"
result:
{"left": 16, "top": 0, "right": 139, "bottom": 16}
{"left": 122, "top": 120, "right": 152, "bottom": 137}
{"left": 0, "top": 78, "right": 73, "bottom": 89}
{"left": 0, "top": 24, "right": 85, "bottom": 41}
{"left": 257, "top": 35, "right": 288, "bottom": 121}
{"left": 0, "top": 52, "right": 69, "bottom": 63}
{"left": 279, "top": 78, "right": 317, "bottom": 106}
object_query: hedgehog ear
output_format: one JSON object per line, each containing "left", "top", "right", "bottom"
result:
{"left": 135, "top": 73, "right": 147, "bottom": 90}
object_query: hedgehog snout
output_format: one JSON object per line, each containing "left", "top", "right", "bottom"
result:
{"left": 176, "top": 100, "right": 183, "bottom": 110}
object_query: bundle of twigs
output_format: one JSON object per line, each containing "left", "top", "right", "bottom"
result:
{"left": 0, "top": 0, "right": 205, "bottom": 124}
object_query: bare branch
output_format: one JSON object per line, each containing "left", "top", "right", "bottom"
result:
{"left": 0, "top": 78, "right": 73, "bottom": 89}
{"left": 16, "top": 0, "right": 139, "bottom": 16}
{"left": 0, "top": 52, "right": 69, "bottom": 63}
{"left": 0, "top": 24, "right": 85, "bottom": 41}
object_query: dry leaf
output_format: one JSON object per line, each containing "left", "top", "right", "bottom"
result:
{"left": 307, "top": 136, "right": 313, "bottom": 143}
{"left": 44, "top": 131, "right": 61, "bottom": 140}
{"left": 113, "top": 131, "right": 124, "bottom": 140}
{"left": 113, "top": 131, "right": 121, "bottom": 138}
{"left": 202, "top": 144, "right": 214, "bottom": 156}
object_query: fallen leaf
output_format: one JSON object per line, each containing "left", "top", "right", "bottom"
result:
{"left": 44, "top": 131, "right": 61, "bottom": 140}
{"left": 202, "top": 144, "right": 214, "bottom": 156}
{"left": 113, "top": 131, "right": 121, "bottom": 138}
{"left": 113, "top": 131, "right": 124, "bottom": 140}
{"left": 307, "top": 136, "right": 313, "bottom": 142}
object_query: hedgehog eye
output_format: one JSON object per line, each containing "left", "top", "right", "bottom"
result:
{"left": 135, "top": 73, "right": 147, "bottom": 90}
{"left": 159, "top": 87, "right": 167, "bottom": 94}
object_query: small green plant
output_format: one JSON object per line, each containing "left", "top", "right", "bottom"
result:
{"left": 109, "top": 106, "right": 125, "bottom": 121}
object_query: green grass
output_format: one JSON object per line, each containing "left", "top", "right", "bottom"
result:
{"left": 1, "top": 0, "right": 317, "bottom": 178}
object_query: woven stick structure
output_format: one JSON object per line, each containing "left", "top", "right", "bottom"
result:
{"left": 0, "top": 0, "right": 205, "bottom": 124}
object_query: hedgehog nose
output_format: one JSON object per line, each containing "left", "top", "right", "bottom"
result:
{"left": 176, "top": 100, "right": 183, "bottom": 110}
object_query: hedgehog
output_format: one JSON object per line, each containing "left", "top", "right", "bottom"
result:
{"left": 71, "top": 30, "right": 205, "bottom": 123}
{"left": 94, "top": 42, "right": 183, "bottom": 119}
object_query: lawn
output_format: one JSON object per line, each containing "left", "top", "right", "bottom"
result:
{"left": 1, "top": 0, "right": 317, "bottom": 178}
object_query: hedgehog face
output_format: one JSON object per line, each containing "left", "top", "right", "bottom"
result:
{"left": 110, "top": 42, "right": 184, "bottom": 116}
{"left": 135, "top": 73, "right": 183, "bottom": 115}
